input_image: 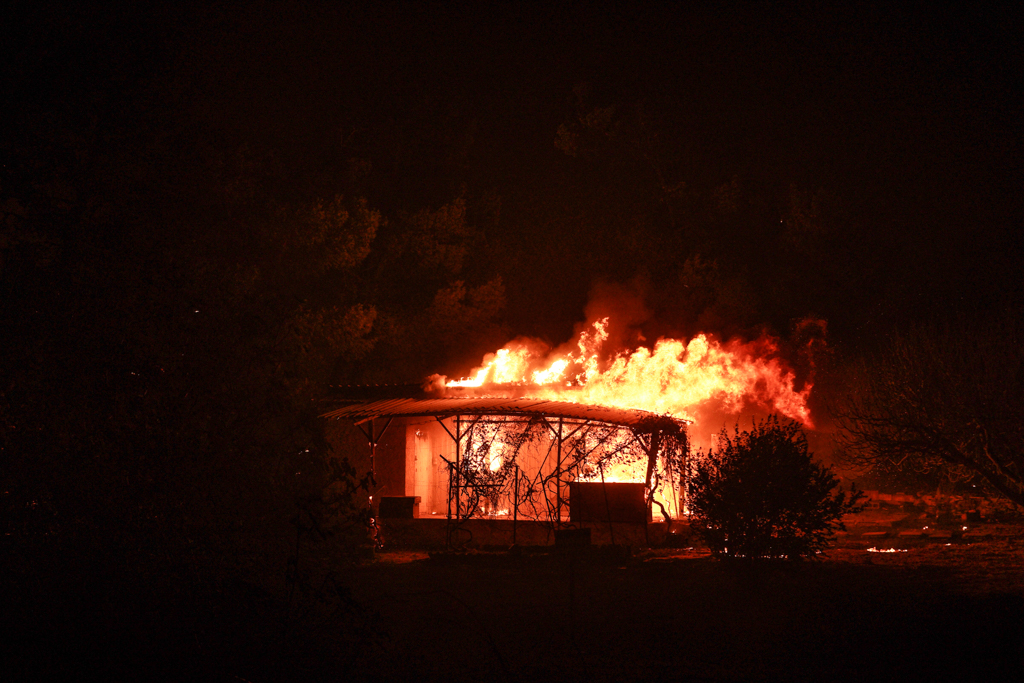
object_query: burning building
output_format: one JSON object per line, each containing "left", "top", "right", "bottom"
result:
{"left": 322, "top": 317, "right": 814, "bottom": 545}
{"left": 323, "top": 386, "right": 687, "bottom": 524}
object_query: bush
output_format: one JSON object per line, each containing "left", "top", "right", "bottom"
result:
{"left": 689, "top": 415, "right": 862, "bottom": 560}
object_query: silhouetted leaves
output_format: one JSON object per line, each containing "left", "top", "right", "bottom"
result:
{"left": 690, "top": 416, "right": 863, "bottom": 560}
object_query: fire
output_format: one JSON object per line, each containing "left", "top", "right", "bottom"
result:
{"left": 445, "top": 318, "right": 813, "bottom": 428}
{"left": 429, "top": 317, "right": 813, "bottom": 520}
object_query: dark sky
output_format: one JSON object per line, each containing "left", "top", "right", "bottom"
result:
{"left": 5, "top": 1, "right": 1022, "bottom": 353}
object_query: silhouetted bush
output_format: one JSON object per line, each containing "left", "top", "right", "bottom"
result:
{"left": 689, "top": 415, "right": 862, "bottom": 559}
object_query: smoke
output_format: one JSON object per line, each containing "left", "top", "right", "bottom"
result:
{"left": 579, "top": 278, "right": 653, "bottom": 354}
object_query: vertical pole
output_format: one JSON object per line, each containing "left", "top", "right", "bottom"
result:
{"left": 446, "top": 456, "right": 453, "bottom": 521}
{"left": 643, "top": 429, "right": 662, "bottom": 548}
{"left": 445, "top": 456, "right": 453, "bottom": 550}
{"left": 682, "top": 438, "right": 688, "bottom": 515}
{"left": 556, "top": 418, "right": 564, "bottom": 528}
{"left": 513, "top": 464, "right": 519, "bottom": 546}
{"left": 455, "top": 415, "right": 462, "bottom": 520}
{"left": 367, "top": 418, "right": 376, "bottom": 499}
{"left": 643, "top": 430, "right": 662, "bottom": 514}
{"left": 600, "top": 461, "right": 616, "bottom": 546}
{"left": 666, "top": 443, "right": 676, "bottom": 519}
{"left": 367, "top": 419, "right": 380, "bottom": 549}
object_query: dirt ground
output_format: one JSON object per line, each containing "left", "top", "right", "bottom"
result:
{"left": 4, "top": 510, "right": 1022, "bottom": 682}
{"left": 338, "top": 511, "right": 1024, "bottom": 682}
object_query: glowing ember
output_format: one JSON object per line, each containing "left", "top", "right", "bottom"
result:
{"left": 866, "top": 547, "right": 908, "bottom": 553}
{"left": 444, "top": 318, "right": 813, "bottom": 427}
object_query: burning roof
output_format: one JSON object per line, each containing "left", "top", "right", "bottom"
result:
{"left": 324, "top": 316, "right": 814, "bottom": 447}
{"left": 321, "top": 394, "right": 687, "bottom": 433}
{"left": 435, "top": 317, "right": 814, "bottom": 429}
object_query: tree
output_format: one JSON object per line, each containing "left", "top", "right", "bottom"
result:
{"left": 833, "top": 312, "right": 1024, "bottom": 508}
{"left": 689, "top": 415, "right": 862, "bottom": 560}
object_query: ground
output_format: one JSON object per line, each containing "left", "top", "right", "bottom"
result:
{"left": 345, "top": 525, "right": 1024, "bottom": 682}
{"left": 4, "top": 509, "right": 1023, "bottom": 681}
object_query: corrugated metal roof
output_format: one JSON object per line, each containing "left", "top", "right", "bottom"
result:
{"left": 320, "top": 396, "right": 687, "bottom": 432}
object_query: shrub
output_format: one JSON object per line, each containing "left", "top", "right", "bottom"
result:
{"left": 689, "top": 415, "right": 862, "bottom": 560}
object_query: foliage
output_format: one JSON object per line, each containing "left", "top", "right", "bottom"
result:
{"left": 833, "top": 312, "right": 1024, "bottom": 508}
{"left": 443, "top": 417, "right": 688, "bottom": 532}
{"left": 689, "top": 416, "right": 862, "bottom": 560}
{"left": 454, "top": 416, "right": 548, "bottom": 520}
{"left": 0, "top": 13, "right": 510, "bottom": 625}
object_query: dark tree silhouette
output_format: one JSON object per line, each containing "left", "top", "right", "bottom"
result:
{"left": 689, "top": 415, "right": 862, "bottom": 560}
{"left": 834, "top": 312, "right": 1024, "bottom": 508}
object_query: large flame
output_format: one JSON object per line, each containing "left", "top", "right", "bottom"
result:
{"left": 435, "top": 318, "right": 813, "bottom": 515}
{"left": 445, "top": 318, "right": 813, "bottom": 428}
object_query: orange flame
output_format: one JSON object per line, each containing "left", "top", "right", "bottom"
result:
{"left": 446, "top": 317, "right": 813, "bottom": 428}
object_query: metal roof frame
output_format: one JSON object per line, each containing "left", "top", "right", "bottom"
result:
{"left": 320, "top": 396, "right": 687, "bottom": 433}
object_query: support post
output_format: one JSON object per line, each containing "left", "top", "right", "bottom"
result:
{"left": 643, "top": 429, "right": 662, "bottom": 513}
{"left": 354, "top": 416, "right": 393, "bottom": 550}
{"left": 455, "top": 415, "right": 462, "bottom": 520}
{"left": 556, "top": 418, "right": 563, "bottom": 528}
{"left": 665, "top": 441, "right": 677, "bottom": 519}
{"left": 435, "top": 414, "right": 476, "bottom": 549}
{"left": 513, "top": 464, "right": 519, "bottom": 546}
{"left": 643, "top": 429, "right": 662, "bottom": 548}
{"left": 600, "top": 461, "right": 616, "bottom": 546}
{"left": 681, "top": 441, "right": 688, "bottom": 516}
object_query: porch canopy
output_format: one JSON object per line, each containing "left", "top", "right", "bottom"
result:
{"left": 320, "top": 394, "right": 686, "bottom": 434}
{"left": 321, "top": 386, "right": 689, "bottom": 531}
